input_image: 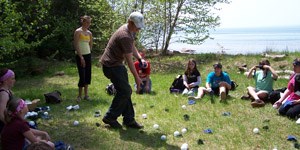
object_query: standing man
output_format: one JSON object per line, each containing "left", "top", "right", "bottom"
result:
{"left": 100, "top": 12, "right": 145, "bottom": 129}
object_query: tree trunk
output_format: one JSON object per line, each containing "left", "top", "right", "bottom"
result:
{"left": 162, "top": 0, "right": 185, "bottom": 55}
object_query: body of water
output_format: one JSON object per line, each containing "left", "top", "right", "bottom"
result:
{"left": 168, "top": 26, "right": 300, "bottom": 55}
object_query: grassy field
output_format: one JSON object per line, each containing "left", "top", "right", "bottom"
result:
{"left": 13, "top": 52, "right": 300, "bottom": 150}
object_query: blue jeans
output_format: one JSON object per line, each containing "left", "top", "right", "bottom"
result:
{"left": 102, "top": 65, "right": 135, "bottom": 124}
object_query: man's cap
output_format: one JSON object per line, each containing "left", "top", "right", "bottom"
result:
{"left": 213, "top": 63, "right": 222, "bottom": 69}
{"left": 129, "top": 12, "right": 145, "bottom": 29}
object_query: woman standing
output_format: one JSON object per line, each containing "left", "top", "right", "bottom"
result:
{"left": 74, "top": 15, "right": 93, "bottom": 102}
{"left": 0, "top": 68, "right": 15, "bottom": 132}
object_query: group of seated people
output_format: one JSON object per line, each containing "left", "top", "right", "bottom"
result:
{"left": 181, "top": 59, "right": 232, "bottom": 102}
{"left": 2, "top": 55, "right": 300, "bottom": 149}
{"left": 178, "top": 58, "right": 300, "bottom": 120}
{"left": 0, "top": 69, "right": 54, "bottom": 150}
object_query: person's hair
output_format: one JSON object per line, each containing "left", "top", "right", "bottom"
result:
{"left": 80, "top": 15, "right": 91, "bottom": 24}
{"left": 213, "top": 62, "right": 222, "bottom": 69}
{"left": 0, "top": 68, "right": 9, "bottom": 85}
{"left": 259, "top": 59, "right": 270, "bottom": 66}
{"left": 4, "top": 96, "right": 22, "bottom": 123}
{"left": 294, "top": 74, "right": 300, "bottom": 92}
{"left": 26, "top": 141, "right": 53, "bottom": 150}
{"left": 184, "top": 59, "right": 200, "bottom": 76}
{"left": 293, "top": 58, "right": 300, "bottom": 66}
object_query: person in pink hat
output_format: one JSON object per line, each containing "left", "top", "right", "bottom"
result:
{"left": 0, "top": 68, "right": 16, "bottom": 132}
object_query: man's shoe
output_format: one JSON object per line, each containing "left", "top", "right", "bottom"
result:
{"left": 251, "top": 100, "right": 265, "bottom": 108}
{"left": 124, "top": 121, "right": 144, "bottom": 129}
{"left": 102, "top": 117, "right": 122, "bottom": 128}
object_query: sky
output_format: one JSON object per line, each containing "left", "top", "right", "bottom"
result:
{"left": 214, "top": 0, "right": 300, "bottom": 28}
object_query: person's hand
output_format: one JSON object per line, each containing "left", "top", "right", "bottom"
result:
{"left": 135, "top": 77, "right": 142, "bottom": 91}
{"left": 136, "top": 84, "right": 142, "bottom": 94}
{"left": 42, "top": 131, "right": 51, "bottom": 141}
{"left": 292, "top": 99, "right": 300, "bottom": 104}
{"left": 80, "top": 57, "right": 86, "bottom": 68}
{"left": 273, "top": 100, "right": 282, "bottom": 109}
{"left": 139, "top": 59, "right": 147, "bottom": 68}
{"left": 206, "top": 88, "right": 212, "bottom": 93}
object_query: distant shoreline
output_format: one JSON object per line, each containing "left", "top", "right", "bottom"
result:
{"left": 169, "top": 26, "right": 300, "bottom": 55}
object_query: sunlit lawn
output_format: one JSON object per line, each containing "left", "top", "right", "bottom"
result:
{"left": 13, "top": 52, "right": 300, "bottom": 149}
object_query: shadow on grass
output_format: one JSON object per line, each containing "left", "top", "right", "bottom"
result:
{"left": 119, "top": 129, "right": 179, "bottom": 149}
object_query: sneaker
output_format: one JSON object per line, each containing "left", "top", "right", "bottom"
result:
{"left": 102, "top": 117, "right": 122, "bottom": 128}
{"left": 84, "top": 96, "right": 90, "bottom": 101}
{"left": 220, "top": 91, "right": 226, "bottom": 101}
{"left": 124, "top": 121, "right": 144, "bottom": 129}
{"left": 296, "top": 118, "right": 300, "bottom": 124}
{"left": 251, "top": 100, "right": 265, "bottom": 107}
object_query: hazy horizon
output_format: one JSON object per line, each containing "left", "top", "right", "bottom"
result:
{"left": 215, "top": 0, "right": 300, "bottom": 29}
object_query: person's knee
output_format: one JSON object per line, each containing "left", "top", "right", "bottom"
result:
{"left": 286, "top": 111, "right": 298, "bottom": 119}
{"left": 247, "top": 86, "right": 254, "bottom": 91}
{"left": 278, "top": 109, "right": 286, "bottom": 116}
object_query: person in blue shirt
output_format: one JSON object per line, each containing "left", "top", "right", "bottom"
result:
{"left": 190, "top": 62, "right": 231, "bottom": 101}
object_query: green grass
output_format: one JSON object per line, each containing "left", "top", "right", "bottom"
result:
{"left": 12, "top": 52, "right": 300, "bottom": 149}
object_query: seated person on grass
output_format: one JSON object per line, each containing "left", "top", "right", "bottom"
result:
{"left": 189, "top": 62, "right": 231, "bottom": 101}
{"left": 274, "top": 58, "right": 300, "bottom": 119}
{"left": 1, "top": 96, "right": 54, "bottom": 150}
{"left": 182, "top": 59, "right": 201, "bottom": 96}
{"left": 244, "top": 59, "right": 278, "bottom": 107}
{"left": 134, "top": 52, "right": 151, "bottom": 94}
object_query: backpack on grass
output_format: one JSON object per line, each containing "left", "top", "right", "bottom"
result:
{"left": 169, "top": 75, "right": 185, "bottom": 93}
{"left": 230, "top": 80, "right": 238, "bottom": 91}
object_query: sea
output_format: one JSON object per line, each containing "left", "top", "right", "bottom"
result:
{"left": 168, "top": 26, "right": 300, "bottom": 55}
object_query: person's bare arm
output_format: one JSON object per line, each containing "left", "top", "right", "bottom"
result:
{"left": 89, "top": 31, "right": 93, "bottom": 51}
{"left": 0, "top": 92, "right": 9, "bottom": 122}
{"left": 125, "top": 53, "right": 142, "bottom": 87}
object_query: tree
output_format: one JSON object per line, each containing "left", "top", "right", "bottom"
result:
{"left": 140, "top": 0, "right": 229, "bottom": 55}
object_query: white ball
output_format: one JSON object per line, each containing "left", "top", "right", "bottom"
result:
{"left": 142, "top": 114, "right": 147, "bottom": 119}
{"left": 181, "top": 105, "right": 187, "bottom": 109}
{"left": 73, "top": 120, "right": 79, "bottom": 126}
{"left": 181, "top": 128, "right": 187, "bottom": 134}
{"left": 174, "top": 131, "right": 180, "bottom": 137}
{"left": 253, "top": 128, "right": 259, "bottom": 134}
{"left": 44, "top": 112, "right": 48, "bottom": 116}
{"left": 153, "top": 124, "right": 159, "bottom": 129}
{"left": 180, "top": 143, "right": 188, "bottom": 150}
{"left": 160, "top": 135, "right": 167, "bottom": 141}
{"left": 29, "top": 121, "right": 35, "bottom": 126}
